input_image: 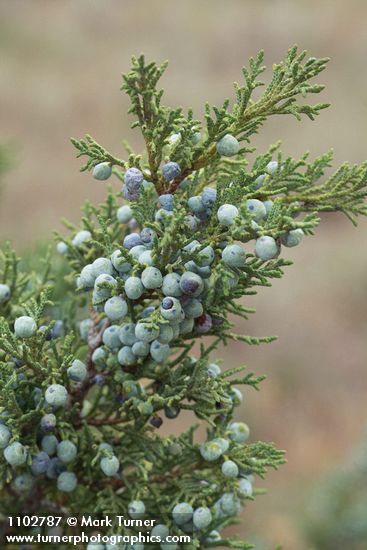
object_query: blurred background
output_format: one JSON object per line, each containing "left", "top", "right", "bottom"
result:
{"left": 1, "top": 1, "right": 367, "bottom": 548}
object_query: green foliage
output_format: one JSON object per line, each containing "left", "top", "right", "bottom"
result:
{"left": 0, "top": 47, "right": 366, "bottom": 550}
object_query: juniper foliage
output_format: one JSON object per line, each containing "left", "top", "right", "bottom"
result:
{"left": 0, "top": 47, "right": 367, "bottom": 549}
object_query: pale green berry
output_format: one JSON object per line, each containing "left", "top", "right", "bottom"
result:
{"left": 267, "top": 160, "right": 278, "bottom": 174}
{"left": 200, "top": 440, "right": 224, "bottom": 461}
{"left": 179, "top": 317, "right": 194, "bottom": 335}
{"left": 13, "top": 473, "right": 33, "bottom": 493}
{"left": 125, "top": 276, "right": 144, "bottom": 300}
{"left": 117, "top": 204, "right": 133, "bottom": 223}
{"left": 41, "top": 435, "right": 58, "bottom": 456}
{"left": 104, "top": 296, "right": 128, "bottom": 321}
{"left": 193, "top": 507, "right": 212, "bottom": 529}
{"left": 239, "top": 477, "right": 253, "bottom": 496}
{"left": 57, "top": 440, "right": 77, "bottom": 463}
{"left": 138, "top": 250, "right": 154, "bottom": 266}
{"left": 141, "top": 267, "right": 163, "bottom": 289}
{"left": 92, "top": 347, "right": 106, "bottom": 366}
{"left": 100, "top": 455, "right": 120, "bottom": 476}
{"left": 92, "top": 257, "right": 114, "bottom": 278}
{"left": 216, "top": 134, "right": 240, "bottom": 157}
{"left": 45, "top": 384, "right": 68, "bottom": 408}
{"left": 222, "top": 459, "right": 239, "bottom": 478}
{"left": 160, "top": 297, "right": 184, "bottom": 322}
{"left": 79, "top": 319, "right": 92, "bottom": 341}
{"left": 119, "top": 323, "right": 137, "bottom": 346}
{"left": 197, "top": 245, "right": 215, "bottom": 267}
{"left": 128, "top": 499, "right": 145, "bottom": 519}
{"left": 56, "top": 242, "right": 68, "bottom": 255}
{"left": 14, "top": 316, "right": 37, "bottom": 338}
{"left": 57, "top": 471, "right": 77, "bottom": 492}
{"left": 130, "top": 245, "right": 147, "bottom": 261}
{"left": 117, "top": 346, "right": 136, "bottom": 367}
{"left": 207, "top": 363, "right": 221, "bottom": 378}
{"left": 150, "top": 340, "right": 170, "bottom": 363}
{"left": 4, "top": 442, "right": 27, "bottom": 466}
{"left": 182, "top": 298, "right": 203, "bottom": 319}
{"left": 172, "top": 502, "right": 193, "bottom": 526}
{"left": 102, "top": 325, "right": 122, "bottom": 350}
{"left": 206, "top": 530, "right": 221, "bottom": 542}
{"left": 246, "top": 199, "right": 267, "bottom": 221}
{"left": 264, "top": 200, "right": 274, "bottom": 215}
{"left": 72, "top": 230, "right": 92, "bottom": 248}
{"left": 111, "top": 250, "right": 132, "bottom": 273}
{"left": 151, "top": 524, "right": 169, "bottom": 540}
{"left": 217, "top": 204, "right": 239, "bottom": 226}
{"left": 231, "top": 387, "right": 243, "bottom": 405}
{"left": 132, "top": 340, "right": 150, "bottom": 357}
{"left": 162, "top": 273, "right": 182, "bottom": 297}
{"left": 79, "top": 264, "right": 96, "bottom": 288}
{"left": 255, "top": 236, "right": 279, "bottom": 261}
{"left": 0, "top": 284, "right": 11, "bottom": 304}
{"left": 228, "top": 421, "right": 250, "bottom": 443}
{"left": 157, "top": 324, "right": 174, "bottom": 344}
{"left": 220, "top": 492, "right": 240, "bottom": 515}
{"left": 0, "top": 425, "right": 11, "bottom": 449}
{"left": 281, "top": 228, "right": 304, "bottom": 247}
{"left": 135, "top": 322, "right": 159, "bottom": 343}
{"left": 92, "top": 162, "right": 112, "bottom": 180}
{"left": 67, "top": 359, "right": 87, "bottom": 382}
{"left": 222, "top": 244, "right": 246, "bottom": 268}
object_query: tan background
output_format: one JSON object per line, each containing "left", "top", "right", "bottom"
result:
{"left": 1, "top": 1, "right": 367, "bottom": 547}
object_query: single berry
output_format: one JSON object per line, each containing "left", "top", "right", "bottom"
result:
{"left": 222, "top": 244, "right": 246, "bottom": 268}
{"left": 267, "top": 160, "right": 278, "bottom": 174}
{"left": 162, "top": 162, "right": 181, "bottom": 182}
{"left": 45, "top": 384, "right": 68, "bottom": 408}
{"left": 57, "top": 471, "right": 77, "bottom": 492}
{"left": 4, "top": 442, "right": 27, "bottom": 466}
{"left": 193, "top": 507, "right": 212, "bottom": 529}
{"left": 124, "top": 276, "right": 144, "bottom": 300}
{"left": 200, "top": 440, "right": 224, "bottom": 461}
{"left": 255, "top": 236, "right": 279, "bottom": 261}
{"left": 92, "top": 162, "right": 112, "bottom": 181}
{"left": 0, "top": 284, "right": 11, "bottom": 304}
{"left": 221, "top": 459, "right": 239, "bottom": 478}
{"left": 141, "top": 267, "right": 163, "bottom": 290}
{"left": 119, "top": 323, "right": 137, "bottom": 346}
{"left": 160, "top": 297, "right": 184, "bottom": 322}
{"left": 67, "top": 359, "right": 87, "bottom": 382}
{"left": 172, "top": 502, "right": 193, "bottom": 526}
{"left": 217, "top": 204, "right": 239, "bottom": 226}
{"left": 31, "top": 451, "right": 51, "bottom": 476}
{"left": 207, "top": 363, "right": 221, "bottom": 378}
{"left": 103, "top": 325, "right": 122, "bottom": 350}
{"left": 246, "top": 199, "right": 267, "bottom": 222}
{"left": 14, "top": 316, "right": 37, "bottom": 338}
{"left": 180, "top": 272, "right": 204, "bottom": 297}
{"left": 0, "top": 425, "right": 11, "bottom": 449}
{"left": 100, "top": 455, "right": 120, "bottom": 476}
{"left": 228, "top": 421, "right": 250, "bottom": 443}
{"left": 281, "top": 228, "right": 304, "bottom": 247}
{"left": 135, "top": 322, "right": 159, "bottom": 343}
{"left": 123, "top": 233, "right": 142, "bottom": 250}
{"left": 41, "top": 435, "right": 58, "bottom": 456}
{"left": 128, "top": 500, "right": 145, "bottom": 519}
{"left": 72, "top": 230, "right": 92, "bottom": 248}
{"left": 150, "top": 340, "right": 170, "bottom": 363}
{"left": 216, "top": 134, "right": 240, "bottom": 157}
{"left": 159, "top": 194, "right": 174, "bottom": 211}
{"left": 117, "top": 346, "right": 137, "bottom": 367}
{"left": 40, "top": 413, "right": 57, "bottom": 432}
{"left": 104, "top": 296, "right": 128, "bottom": 321}
{"left": 57, "top": 441, "right": 77, "bottom": 463}
{"left": 117, "top": 204, "right": 133, "bottom": 223}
